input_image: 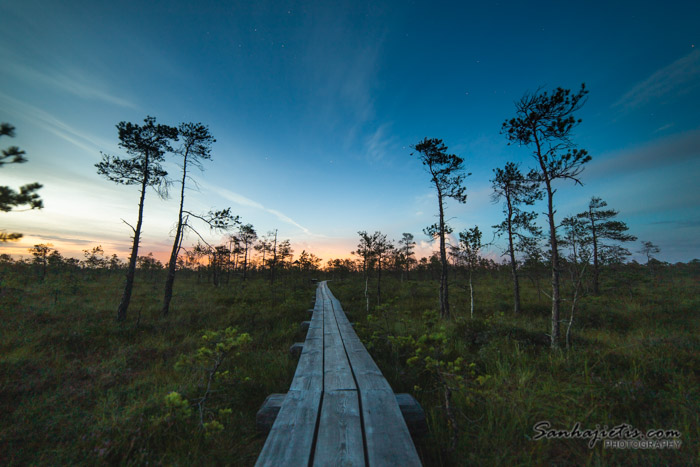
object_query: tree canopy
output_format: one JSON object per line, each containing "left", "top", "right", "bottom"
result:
{"left": 1, "top": 123, "right": 43, "bottom": 242}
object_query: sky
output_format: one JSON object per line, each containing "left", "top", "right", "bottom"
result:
{"left": 1, "top": 0, "right": 699, "bottom": 264}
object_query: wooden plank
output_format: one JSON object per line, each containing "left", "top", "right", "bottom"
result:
{"left": 290, "top": 339, "right": 322, "bottom": 391}
{"left": 290, "top": 304, "right": 323, "bottom": 392}
{"left": 360, "top": 389, "right": 421, "bottom": 466}
{"left": 255, "top": 390, "right": 322, "bottom": 467}
{"left": 323, "top": 297, "right": 356, "bottom": 391}
{"left": 257, "top": 391, "right": 427, "bottom": 438}
{"left": 322, "top": 282, "right": 422, "bottom": 466}
{"left": 331, "top": 301, "right": 392, "bottom": 392}
{"left": 313, "top": 390, "right": 365, "bottom": 467}
{"left": 258, "top": 281, "right": 421, "bottom": 466}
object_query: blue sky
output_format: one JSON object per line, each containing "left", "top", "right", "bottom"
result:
{"left": 1, "top": 0, "right": 698, "bottom": 263}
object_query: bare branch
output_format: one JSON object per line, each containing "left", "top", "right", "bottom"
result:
{"left": 120, "top": 218, "right": 136, "bottom": 234}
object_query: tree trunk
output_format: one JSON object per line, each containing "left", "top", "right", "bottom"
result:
{"left": 270, "top": 231, "right": 277, "bottom": 285}
{"left": 506, "top": 198, "right": 521, "bottom": 314}
{"left": 117, "top": 154, "right": 149, "bottom": 322}
{"left": 469, "top": 268, "right": 474, "bottom": 319}
{"left": 377, "top": 257, "right": 382, "bottom": 306}
{"left": 590, "top": 213, "right": 600, "bottom": 295}
{"left": 162, "top": 154, "right": 189, "bottom": 316}
{"left": 242, "top": 245, "right": 248, "bottom": 281}
{"left": 438, "top": 193, "right": 450, "bottom": 319}
{"left": 534, "top": 131, "right": 561, "bottom": 349}
{"left": 545, "top": 181, "right": 561, "bottom": 349}
{"left": 365, "top": 275, "right": 369, "bottom": 313}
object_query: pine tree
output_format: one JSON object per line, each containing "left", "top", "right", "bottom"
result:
{"left": 491, "top": 162, "right": 542, "bottom": 313}
{"left": 502, "top": 84, "right": 591, "bottom": 348}
{"left": 96, "top": 116, "right": 178, "bottom": 322}
{"left": 162, "top": 122, "right": 216, "bottom": 316}
{"left": 576, "top": 197, "right": 636, "bottom": 294}
{"left": 1, "top": 123, "right": 43, "bottom": 242}
{"left": 411, "top": 138, "right": 468, "bottom": 319}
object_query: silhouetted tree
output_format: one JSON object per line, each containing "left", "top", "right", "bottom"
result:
{"left": 28, "top": 243, "right": 53, "bottom": 280}
{"left": 639, "top": 241, "right": 660, "bottom": 265}
{"left": 108, "top": 254, "right": 123, "bottom": 271}
{"left": 209, "top": 245, "right": 230, "bottom": 286}
{"left": 162, "top": 122, "right": 216, "bottom": 316}
{"left": 264, "top": 229, "right": 279, "bottom": 284}
{"left": 373, "top": 233, "right": 394, "bottom": 306}
{"left": 277, "top": 239, "right": 293, "bottom": 270}
{"left": 502, "top": 84, "right": 591, "bottom": 348}
{"left": 96, "top": 116, "right": 178, "bottom": 322}
{"left": 83, "top": 245, "right": 106, "bottom": 269}
{"left": 397, "top": 232, "right": 416, "bottom": 281}
{"left": 298, "top": 250, "right": 321, "bottom": 276}
{"left": 412, "top": 138, "right": 468, "bottom": 319}
{"left": 137, "top": 252, "right": 163, "bottom": 269}
{"left": 576, "top": 196, "right": 636, "bottom": 294}
{"left": 47, "top": 249, "right": 64, "bottom": 270}
{"left": 457, "top": 227, "right": 482, "bottom": 318}
{"left": 354, "top": 231, "right": 380, "bottom": 312}
{"left": 178, "top": 208, "right": 240, "bottom": 287}
{"left": 1, "top": 123, "right": 43, "bottom": 242}
{"left": 237, "top": 224, "right": 257, "bottom": 281}
{"left": 491, "top": 162, "right": 542, "bottom": 313}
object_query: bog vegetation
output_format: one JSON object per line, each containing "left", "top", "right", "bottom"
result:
{"left": 1, "top": 85, "right": 698, "bottom": 465}
{"left": 0, "top": 254, "right": 697, "bottom": 465}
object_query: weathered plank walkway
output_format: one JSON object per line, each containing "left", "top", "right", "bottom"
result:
{"left": 256, "top": 281, "right": 422, "bottom": 466}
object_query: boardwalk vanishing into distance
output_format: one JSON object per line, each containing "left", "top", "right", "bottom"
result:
{"left": 255, "top": 281, "right": 422, "bottom": 466}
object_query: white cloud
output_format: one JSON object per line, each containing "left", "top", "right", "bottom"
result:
{"left": 2, "top": 57, "right": 137, "bottom": 109}
{"left": 0, "top": 92, "right": 113, "bottom": 154}
{"left": 613, "top": 50, "right": 700, "bottom": 110}
{"left": 365, "top": 123, "right": 396, "bottom": 163}
{"left": 196, "top": 179, "right": 322, "bottom": 237}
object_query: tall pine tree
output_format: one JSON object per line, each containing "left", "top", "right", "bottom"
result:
{"left": 502, "top": 85, "right": 591, "bottom": 348}
{"left": 411, "top": 138, "right": 468, "bottom": 319}
{"left": 96, "top": 116, "right": 178, "bottom": 322}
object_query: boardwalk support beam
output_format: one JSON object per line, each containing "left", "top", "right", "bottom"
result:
{"left": 288, "top": 342, "right": 304, "bottom": 357}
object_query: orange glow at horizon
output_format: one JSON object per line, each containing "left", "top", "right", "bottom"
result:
{"left": 0, "top": 235, "right": 362, "bottom": 265}
{"left": 0, "top": 235, "right": 442, "bottom": 266}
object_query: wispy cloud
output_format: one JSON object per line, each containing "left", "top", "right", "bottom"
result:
{"left": 364, "top": 123, "right": 397, "bottom": 163}
{"left": 298, "top": 7, "right": 387, "bottom": 151}
{"left": 0, "top": 92, "right": 112, "bottom": 154}
{"left": 197, "top": 179, "right": 322, "bottom": 237}
{"left": 653, "top": 122, "right": 675, "bottom": 133}
{"left": 613, "top": 50, "right": 700, "bottom": 110}
{"left": 9, "top": 61, "right": 137, "bottom": 109}
{"left": 585, "top": 127, "right": 700, "bottom": 177}
{"left": 649, "top": 219, "right": 700, "bottom": 228}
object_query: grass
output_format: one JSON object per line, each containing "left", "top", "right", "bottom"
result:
{"left": 330, "top": 264, "right": 699, "bottom": 466}
{"left": 1, "top": 269, "right": 309, "bottom": 465}
{"left": 0, "top": 262, "right": 698, "bottom": 465}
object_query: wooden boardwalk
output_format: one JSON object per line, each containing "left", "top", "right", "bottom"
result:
{"left": 256, "top": 281, "right": 421, "bottom": 466}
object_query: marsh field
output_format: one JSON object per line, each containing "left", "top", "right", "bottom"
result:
{"left": 1, "top": 259, "right": 697, "bottom": 466}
